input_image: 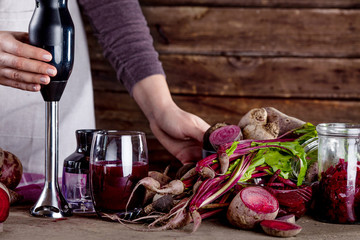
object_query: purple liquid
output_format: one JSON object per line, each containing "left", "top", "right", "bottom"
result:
{"left": 91, "top": 161, "right": 148, "bottom": 213}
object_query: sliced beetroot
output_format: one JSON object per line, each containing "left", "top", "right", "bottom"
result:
{"left": 209, "top": 125, "right": 242, "bottom": 150}
{"left": 314, "top": 159, "right": 360, "bottom": 223}
{"left": 276, "top": 214, "right": 296, "bottom": 224}
{"left": 0, "top": 183, "right": 10, "bottom": 223}
{"left": 203, "top": 122, "right": 228, "bottom": 151}
{"left": 260, "top": 219, "right": 302, "bottom": 237}
{"left": 265, "top": 186, "right": 312, "bottom": 218}
{"left": 0, "top": 148, "right": 23, "bottom": 190}
{"left": 226, "top": 186, "right": 279, "bottom": 230}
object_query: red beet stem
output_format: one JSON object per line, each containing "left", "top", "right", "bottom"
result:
{"left": 199, "top": 208, "right": 223, "bottom": 220}
{"left": 199, "top": 154, "right": 253, "bottom": 208}
{"left": 268, "top": 169, "right": 281, "bottom": 185}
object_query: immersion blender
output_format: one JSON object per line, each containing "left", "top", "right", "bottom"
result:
{"left": 29, "top": 0, "right": 74, "bottom": 218}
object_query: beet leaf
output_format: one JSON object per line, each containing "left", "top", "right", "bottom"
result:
{"left": 250, "top": 141, "right": 307, "bottom": 186}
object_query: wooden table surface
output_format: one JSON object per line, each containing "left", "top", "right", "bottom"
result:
{"left": 1, "top": 205, "right": 360, "bottom": 240}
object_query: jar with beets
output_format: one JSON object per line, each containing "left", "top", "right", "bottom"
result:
{"left": 313, "top": 123, "right": 360, "bottom": 224}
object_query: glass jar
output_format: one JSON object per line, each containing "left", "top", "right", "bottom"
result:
{"left": 62, "top": 129, "right": 100, "bottom": 214}
{"left": 314, "top": 123, "right": 360, "bottom": 223}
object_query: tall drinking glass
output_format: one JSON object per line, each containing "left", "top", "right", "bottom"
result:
{"left": 90, "top": 131, "right": 148, "bottom": 218}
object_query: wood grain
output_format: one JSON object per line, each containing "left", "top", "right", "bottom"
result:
{"left": 91, "top": 54, "right": 360, "bottom": 99}
{"left": 83, "top": 2, "right": 360, "bottom": 169}
{"left": 94, "top": 91, "right": 360, "bottom": 168}
{"left": 160, "top": 55, "right": 360, "bottom": 99}
{"left": 142, "top": 7, "right": 360, "bottom": 57}
{"left": 140, "top": 0, "right": 360, "bottom": 8}
{"left": 94, "top": 91, "right": 360, "bottom": 130}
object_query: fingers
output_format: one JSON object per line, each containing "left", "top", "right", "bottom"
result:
{"left": 0, "top": 32, "right": 52, "bottom": 62}
{"left": 0, "top": 32, "right": 56, "bottom": 91}
{"left": 150, "top": 123, "right": 203, "bottom": 164}
{"left": 0, "top": 66, "right": 50, "bottom": 83}
{"left": 0, "top": 52, "right": 55, "bottom": 91}
{"left": 192, "top": 117, "right": 210, "bottom": 142}
{"left": 0, "top": 67, "right": 50, "bottom": 91}
{"left": 0, "top": 77, "right": 41, "bottom": 91}
{"left": 181, "top": 114, "right": 210, "bottom": 143}
{"left": 0, "top": 51, "right": 56, "bottom": 76}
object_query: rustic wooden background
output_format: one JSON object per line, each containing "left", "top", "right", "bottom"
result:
{"left": 84, "top": 0, "right": 360, "bottom": 172}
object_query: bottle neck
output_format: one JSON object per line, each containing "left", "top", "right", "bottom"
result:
{"left": 75, "top": 130, "right": 99, "bottom": 154}
{"left": 36, "top": 0, "right": 67, "bottom": 8}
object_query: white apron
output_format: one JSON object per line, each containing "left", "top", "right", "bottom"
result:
{"left": 0, "top": 0, "right": 96, "bottom": 181}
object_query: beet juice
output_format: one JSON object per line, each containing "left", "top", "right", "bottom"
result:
{"left": 91, "top": 160, "right": 148, "bottom": 214}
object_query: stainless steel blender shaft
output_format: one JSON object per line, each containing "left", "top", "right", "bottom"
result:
{"left": 30, "top": 101, "right": 71, "bottom": 218}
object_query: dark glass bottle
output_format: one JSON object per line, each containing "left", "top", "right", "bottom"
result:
{"left": 28, "top": 0, "right": 74, "bottom": 101}
{"left": 62, "top": 129, "right": 99, "bottom": 214}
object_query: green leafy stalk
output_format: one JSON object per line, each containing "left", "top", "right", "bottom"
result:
{"left": 293, "top": 123, "right": 317, "bottom": 145}
{"left": 250, "top": 141, "right": 308, "bottom": 186}
{"left": 239, "top": 153, "right": 265, "bottom": 182}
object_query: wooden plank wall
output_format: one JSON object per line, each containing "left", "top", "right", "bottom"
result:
{"left": 85, "top": 0, "right": 360, "bottom": 171}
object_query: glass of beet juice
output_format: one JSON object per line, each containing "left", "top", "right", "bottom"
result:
{"left": 90, "top": 130, "right": 148, "bottom": 218}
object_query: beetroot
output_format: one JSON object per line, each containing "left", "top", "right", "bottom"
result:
{"left": 209, "top": 125, "right": 242, "bottom": 150}
{"left": 265, "top": 186, "right": 312, "bottom": 219}
{"left": 276, "top": 214, "right": 296, "bottom": 224}
{"left": 264, "top": 107, "right": 305, "bottom": 136}
{"left": 143, "top": 194, "right": 174, "bottom": 214}
{"left": 0, "top": 182, "right": 10, "bottom": 232}
{"left": 203, "top": 122, "right": 228, "bottom": 151}
{"left": 260, "top": 219, "right": 302, "bottom": 237}
{"left": 226, "top": 186, "right": 279, "bottom": 229}
{"left": 148, "top": 171, "right": 171, "bottom": 186}
{"left": 238, "top": 108, "right": 278, "bottom": 140}
{"left": 0, "top": 148, "right": 23, "bottom": 190}
{"left": 238, "top": 107, "right": 305, "bottom": 140}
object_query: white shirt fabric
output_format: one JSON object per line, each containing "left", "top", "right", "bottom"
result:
{"left": 0, "top": 0, "right": 96, "bottom": 180}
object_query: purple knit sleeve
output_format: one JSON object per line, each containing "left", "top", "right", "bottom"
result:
{"left": 77, "top": 0, "right": 165, "bottom": 94}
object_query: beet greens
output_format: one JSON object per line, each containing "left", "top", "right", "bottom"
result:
{"left": 106, "top": 123, "right": 317, "bottom": 232}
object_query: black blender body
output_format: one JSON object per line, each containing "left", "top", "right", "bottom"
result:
{"left": 28, "top": 0, "right": 74, "bottom": 101}
{"left": 28, "top": 0, "right": 74, "bottom": 218}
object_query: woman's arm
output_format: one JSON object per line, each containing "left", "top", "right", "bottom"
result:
{"left": 78, "top": 0, "right": 164, "bottom": 93}
{"left": 132, "top": 74, "right": 210, "bottom": 164}
{"left": 78, "top": 0, "right": 210, "bottom": 163}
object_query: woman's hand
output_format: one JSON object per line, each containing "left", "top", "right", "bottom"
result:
{"left": 149, "top": 103, "right": 210, "bottom": 164}
{"left": 0, "top": 31, "right": 56, "bottom": 91}
{"left": 132, "top": 74, "right": 210, "bottom": 164}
